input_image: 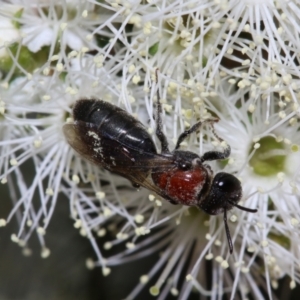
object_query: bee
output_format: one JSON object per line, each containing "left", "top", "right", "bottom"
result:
{"left": 63, "top": 84, "right": 257, "bottom": 254}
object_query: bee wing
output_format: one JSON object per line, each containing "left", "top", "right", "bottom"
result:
{"left": 63, "top": 122, "right": 105, "bottom": 166}
{"left": 63, "top": 122, "right": 175, "bottom": 182}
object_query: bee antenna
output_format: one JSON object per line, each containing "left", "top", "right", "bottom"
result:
{"left": 228, "top": 200, "right": 258, "bottom": 213}
{"left": 223, "top": 209, "right": 233, "bottom": 254}
{"left": 224, "top": 202, "right": 257, "bottom": 254}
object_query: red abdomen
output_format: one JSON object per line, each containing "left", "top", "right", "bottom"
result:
{"left": 152, "top": 167, "right": 208, "bottom": 206}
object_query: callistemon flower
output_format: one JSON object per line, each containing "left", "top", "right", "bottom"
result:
{"left": 1, "top": 1, "right": 300, "bottom": 300}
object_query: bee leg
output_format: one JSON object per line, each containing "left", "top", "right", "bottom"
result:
{"left": 154, "top": 69, "right": 170, "bottom": 154}
{"left": 175, "top": 119, "right": 218, "bottom": 150}
{"left": 200, "top": 147, "right": 231, "bottom": 162}
{"left": 200, "top": 122, "right": 231, "bottom": 162}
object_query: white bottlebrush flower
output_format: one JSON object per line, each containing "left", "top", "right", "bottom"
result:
{"left": 1, "top": 0, "right": 300, "bottom": 299}
{"left": 17, "top": 1, "right": 98, "bottom": 53}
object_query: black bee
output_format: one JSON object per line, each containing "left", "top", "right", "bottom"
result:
{"left": 63, "top": 87, "right": 257, "bottom": 254}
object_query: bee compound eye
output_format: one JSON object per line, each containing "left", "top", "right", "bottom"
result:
{"left": 215, "top": 173, "right": 241, "bottom": 194}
